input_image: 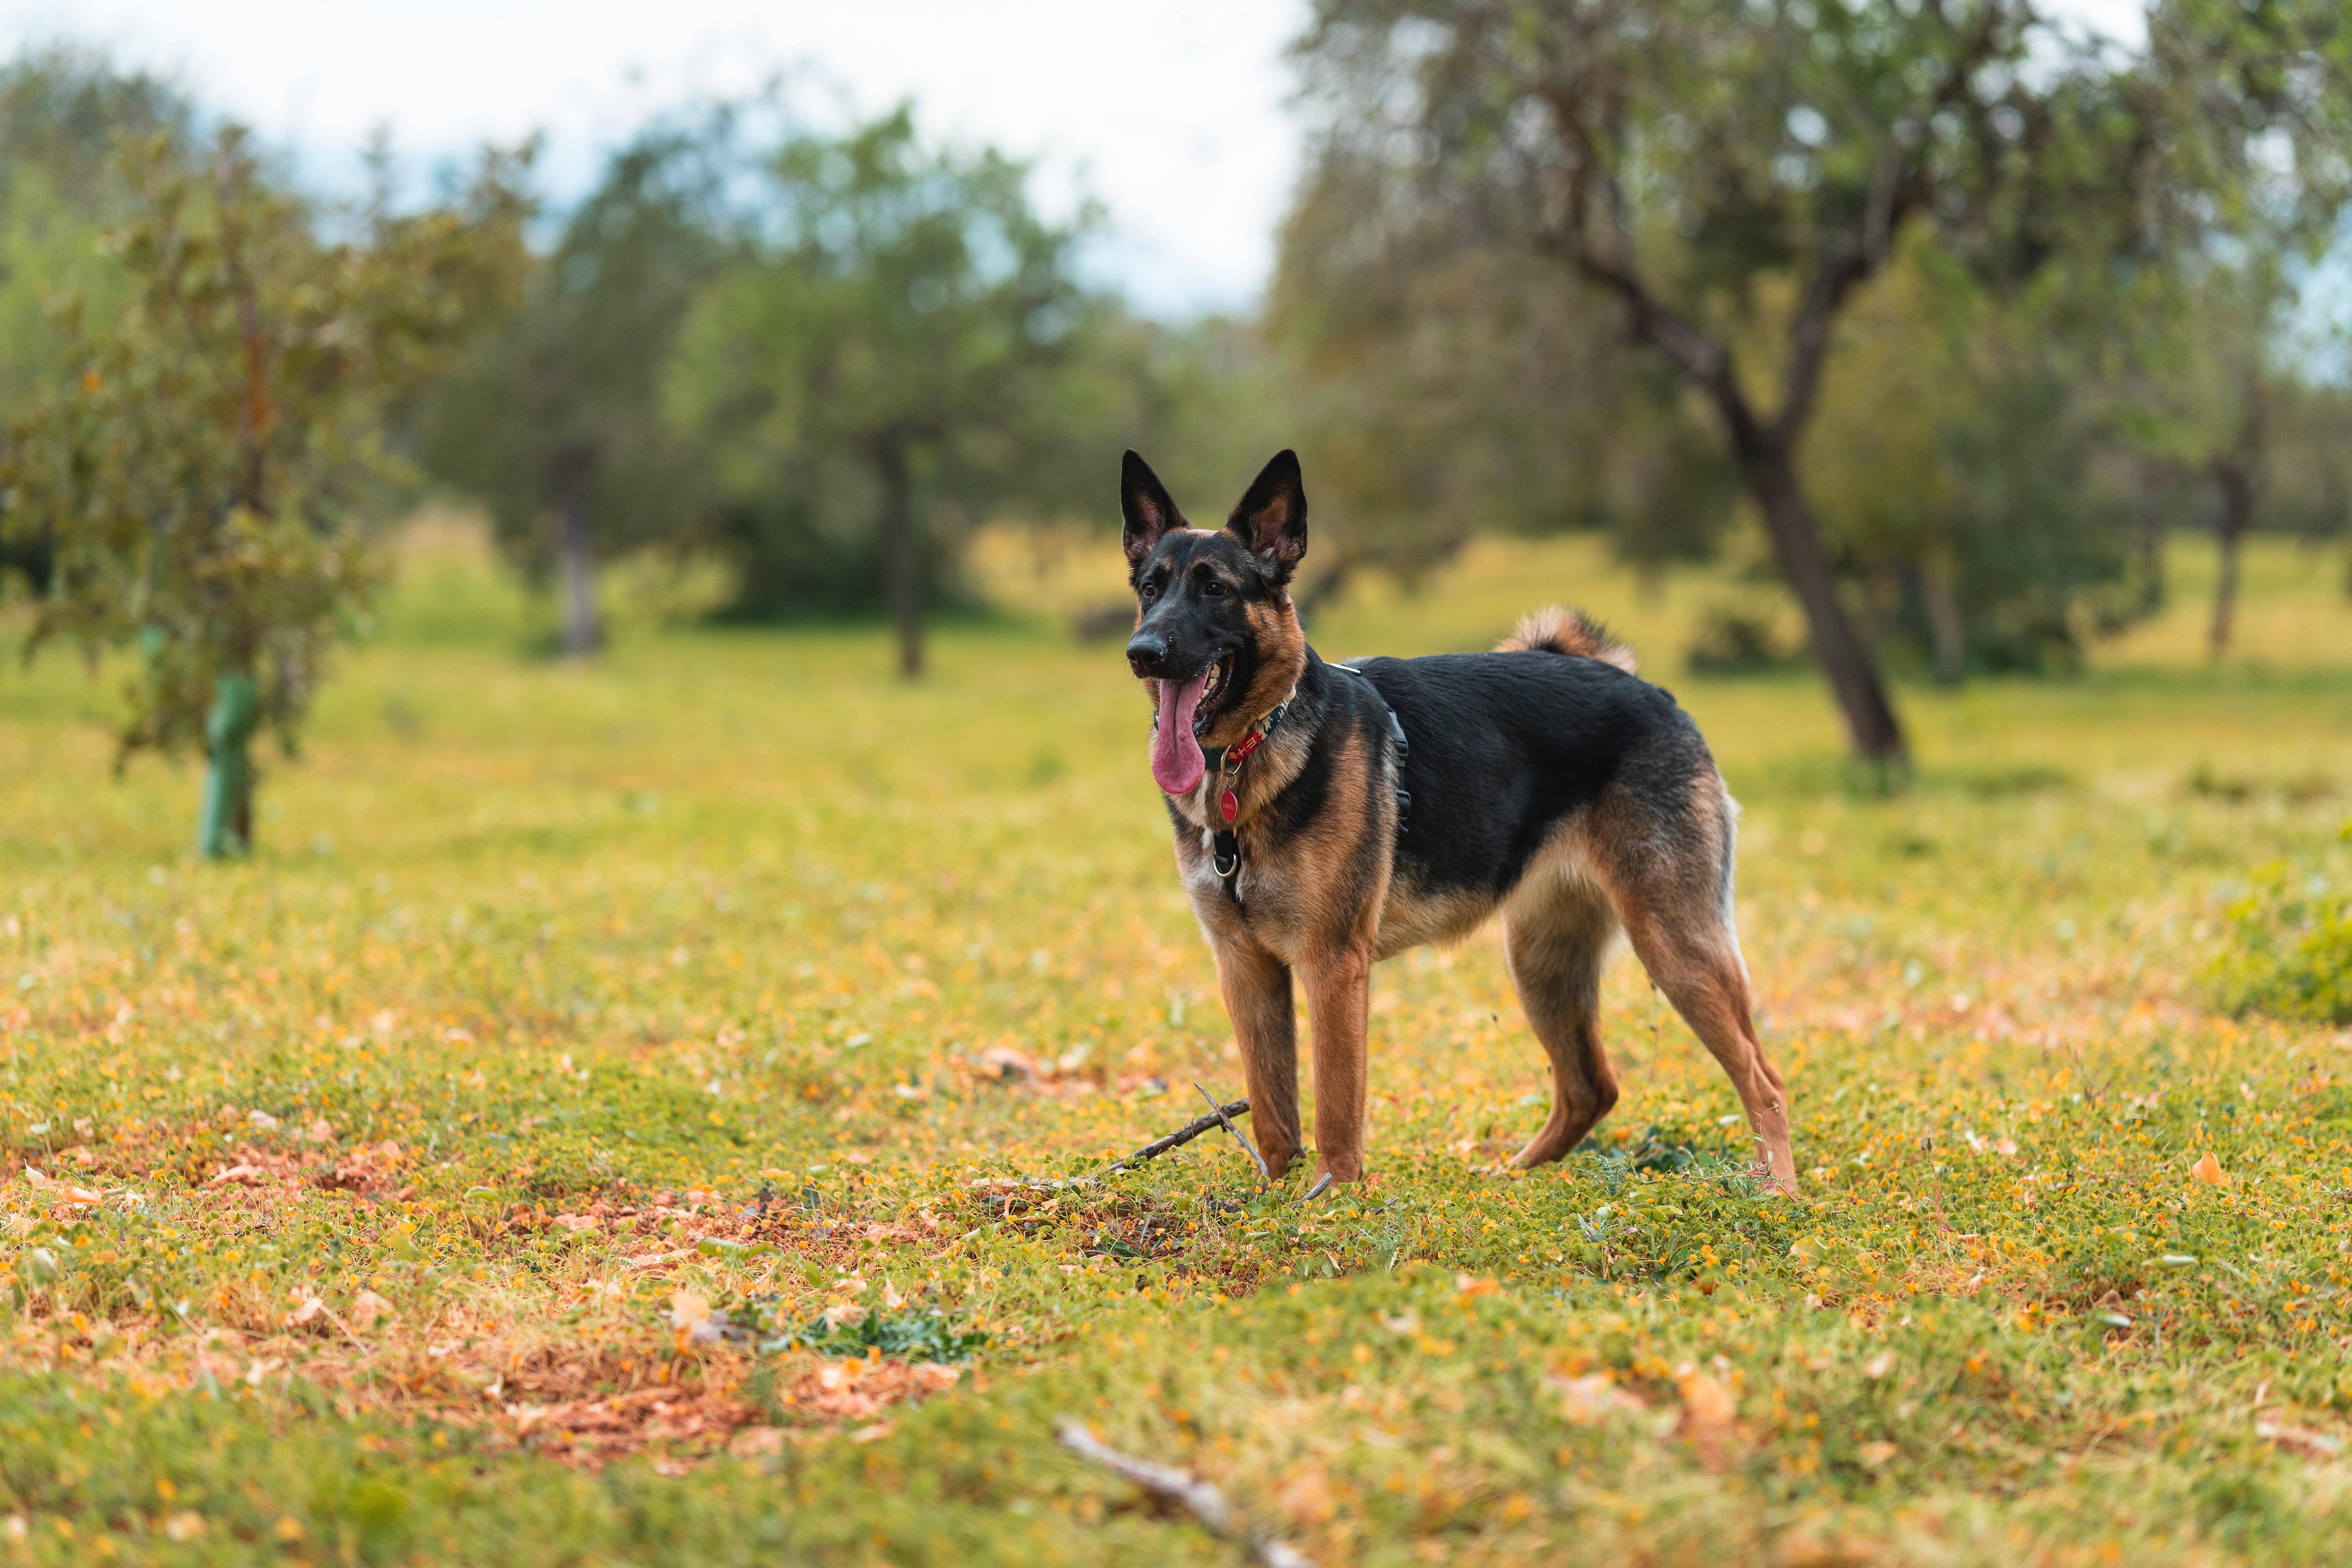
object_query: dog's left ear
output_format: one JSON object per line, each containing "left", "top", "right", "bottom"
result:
{"left": 1225, "top": 450, "right": 1307, "bottom": 583}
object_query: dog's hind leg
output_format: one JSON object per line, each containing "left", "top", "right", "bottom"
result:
{"left": 1597, "top": 791, "right": 1797, "bottom": 1192}
{"left": 1502, "top": 868, "right": 1620, "bottom": 1168}
{"left": 1213, "top": 937, "right": 1302, "bottom": 1180}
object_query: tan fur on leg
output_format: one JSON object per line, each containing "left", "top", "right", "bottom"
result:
{"left": 1610, "top": 893, "right": 1794, "bottom": 1192}
{"left": 1501, "top": 868, "right": 1620, "bottom": 1167}
{"left": 1300, "top": 946, "right": 1373, "bottom": 1183}
{"left": 1214, "top": 937, "right": 1300, "bottom": 1179}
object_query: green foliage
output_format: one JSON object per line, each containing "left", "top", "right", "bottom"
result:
{"left": 0, "top": 49, "right": 191, "bottom": 402}
{"left": 1270, "top": 149, "right": 1737, "bottom": 592}
{"left": 744, "top": 1302, "right": 987, "bottom": 1362}
{"left": 1686, "top": 600, "right": 1809, "bottom": 676}
{"left": 2215, "top": 853, "right": 2352, "bottom": 1024}
{"left": 666, "top": 105, "right": 1108, "bottom": 659}
{"left": 1284, "top": 0, "right": 2352, "bottom": 723}
{"left": 1804, "top": 245, "right": 2151, "bottom": 676}
{"left": 0, "top": 125, "right": 529, "bottom": 814}
{"left": 419, "top": 111, "right": 739, "bottom": 653}
{"left": 0, "top": 50, "right": 194, "bottom": 594}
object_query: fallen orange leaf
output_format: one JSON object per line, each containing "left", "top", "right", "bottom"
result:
{"left": 2189, "top": 1153, "right": 2229, "bottom": 1188}
{"left": 1676, "top": 1366, "right": 1737, "bottom": 1434}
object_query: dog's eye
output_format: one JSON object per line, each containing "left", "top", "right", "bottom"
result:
{"left": 1204, "top": 579, "right": 1228, "bottom": 596}
{"left": 1140, "top": 582, "right": 1158, "bottom": 600}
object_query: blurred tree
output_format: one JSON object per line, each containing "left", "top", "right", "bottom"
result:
{"left": 2097, "top": 257, "right": 2286, "bottom": 659}
{"left": 2261, "top": 377, "right": 2352, "bottom": 550}
{"left": 0, "top": 126, "right": 530, "bottom": 856}
{"left": 664, "top": 106, "right": 1102, "bottom": 677}
{"left": 1270, "top": 136, "right": 1737, "bottom": 618}
{"left": 1083, "top": 309, "right": 1293, "bottom": 538}
{"left": 419, "top": 114, "right": 742, "bottom": 656}
{"left": 1293, "top": 0, "right": 2181, "bottom": 762}
{"left": 0, "top": 49, "right": 194, "bottom": 590}
{"left": 1804, "top": 242, "right": 2140, "bottom": 681}
{"left": 2097, "top": 0, "right": 2352, "bottom": 658}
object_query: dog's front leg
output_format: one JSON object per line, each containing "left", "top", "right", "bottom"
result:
{"left": 1213, "top": 936, "right": 1301, "bottom": 1179}
{"left": 1301, "top": 946, "right": 1373, "bottom": 1184}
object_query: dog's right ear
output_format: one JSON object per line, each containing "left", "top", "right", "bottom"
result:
{"left": 1121, "top": 451, "right": 1185, "bottom": 568}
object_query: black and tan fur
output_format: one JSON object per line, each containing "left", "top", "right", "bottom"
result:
{"left": 1121, "top": 450, "right": 1795, "bottom": 1191}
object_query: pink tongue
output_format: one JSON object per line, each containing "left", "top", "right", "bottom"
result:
{"left": 1151, "top": 673, "right": 1211, "bottom": 794}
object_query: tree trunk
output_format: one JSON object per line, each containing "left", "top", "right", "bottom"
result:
{"left": 1736, "top": 440, "right": 1908, "bottom": 762}
{"left": 556, "top": 498, "right": 600, "bottom": 658}
{"left": 198, "top": 671, "right": 260, "bottom": 859}
{"left": 548, "top": 446, "right": 601, "bottom": 658}
{"left": 875, "top": 438, "right": 923, "bottom": 679}
{"left": 2134, "top": 458, "right": 2167, "bottom": 612}
{"left": 1557, "top": 225, "right": 1907, "bottom": 760}
{"left": 1920, "top": 544, "right": 1966, "bottom": 687}
{"left": 2209, "top": 464, "right": 2253, "bottom": 660}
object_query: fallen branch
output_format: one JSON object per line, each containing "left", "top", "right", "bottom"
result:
{"left": 1056, "top": 1417, "right": 1315, "bottom": 1568}
{"left": 1195, "top": 1082, "right": 1270, "bottom": 1182}
{"left": 971, "top": 1098, "right": 1250, "bottom": 1195}
{"left": 1109, "top": 1096, "right": 1252, "bottom": 1178}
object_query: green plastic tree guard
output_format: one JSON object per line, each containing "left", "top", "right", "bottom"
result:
{"left": 197, "top": 672, "right": 260, "bottom": 859}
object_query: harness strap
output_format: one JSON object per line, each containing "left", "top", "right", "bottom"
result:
{"left": 1331, "top": 661, "right": 1413, "bottom": 831}
{"left": 1211, "top": 658, "right": 1414, "bottom": 901}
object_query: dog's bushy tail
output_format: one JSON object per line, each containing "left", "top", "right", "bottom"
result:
{"left": 1496, "top": 605, "right": 1637, "bottom": 674}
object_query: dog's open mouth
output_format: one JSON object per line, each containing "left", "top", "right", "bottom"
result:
{"left": 1148, "top": 653, "right": 1234, "bottom": 795}
{"left": 1191, "top": 655, "right": 1232, "bottom": 736}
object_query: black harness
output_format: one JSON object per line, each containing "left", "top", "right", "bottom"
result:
{"left": 1204, "top": 658, "right": 1411, "bottom": 900}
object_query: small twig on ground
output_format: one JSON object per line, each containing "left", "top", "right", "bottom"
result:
{"left": 1196, "top": 1082, "right": 1271, "bottom": 1181}
{"left": 319, "top": 1303, "right": 371, "bottom": 1355}
{"left": 2065, "top": 1037, "right": 2117, "bottom": 1107}
{"left": 1301, "top": 1172, "right": 1332, "bottom": 1204}
{"left": 973, "top": 1099, "right": 1251, "bottom": 1194}
{"left": 1107, "top": 1098, "right": 1252, "bottom": 1178}
{"left": 1056, "top": 1418, "right": 1316, "bottom": 1568}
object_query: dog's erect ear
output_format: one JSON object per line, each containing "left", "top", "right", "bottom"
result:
{"left": 1225, "top": 450, "right": 1308, "bottom": 583}
{"left": 1121, "top": 451, "right": 1185, "bottom": 568}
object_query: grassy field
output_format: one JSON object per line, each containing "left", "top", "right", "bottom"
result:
{"left": 1, "top": 520, "right": 2350, "bottom": 1566}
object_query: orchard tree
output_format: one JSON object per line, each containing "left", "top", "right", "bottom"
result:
{"left": 665, "top": 106, "right": 1101, "bottom": 677}
{"left": 1271, "top": 126, "right": 1736, "bottom": 616}
{"left": 2105, "top": 0, "right": 2352, "bottom": 658}
{"left": 0, "top": 50, "right": 190, "bottom": 410}
{"left": 1, "top": 127, "right": 529, "bottom": 856}
{"left": 1800, "top": 243, "right": 2145, "bottom": 682}
{"left": 421, "top": 115, "right": 741, "bottom": 656}
{"left": 1292, "top": 0, "right": 2159, "bottom": 762}
{"left": 2096, "top": 256, "right": 2285, "bottom": 659}
{"left": 0, "top": 50, "right": 193, "bottom": 590}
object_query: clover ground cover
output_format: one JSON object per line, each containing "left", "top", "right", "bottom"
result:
{"left": 0, "top": 527, "right": 2349, "bottom": 1564}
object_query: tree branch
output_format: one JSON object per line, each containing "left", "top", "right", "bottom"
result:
{"left": 1771, "top": 247, "right": 1874, "bottom": 446}
{"left": 970, "top": 1098, "right": 1252, "bottom": 1196}
{"left": 1056, "top": 1419, "right": 1317, "bottom": 1568}
{"left": 1529, "top": 79, "right": 1768, "bottom": 454}
{"left": 1770, "top": 0, "right": 2019, "bottom": 446}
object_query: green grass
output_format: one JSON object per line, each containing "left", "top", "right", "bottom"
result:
{"left": 1, "top": 520, "right": 2351, "bottom": 1564}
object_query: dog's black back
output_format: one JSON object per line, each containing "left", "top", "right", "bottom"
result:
{"left": 1348, "top": 650, "right": 1711, "bottom": 903}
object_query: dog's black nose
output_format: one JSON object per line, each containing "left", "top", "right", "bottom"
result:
{"left": 1126, "top": 634, "right": 1166, "bottom": 675}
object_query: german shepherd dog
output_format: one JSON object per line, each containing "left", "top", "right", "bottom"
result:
{"left": 1121, "top": 449, "right": 1796, "bottom": 1192}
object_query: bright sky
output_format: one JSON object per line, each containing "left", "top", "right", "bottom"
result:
{"left": 2, "top": 0, "right": 2149, "bottom": 318}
